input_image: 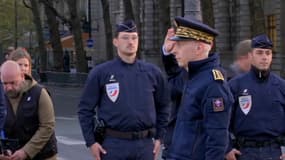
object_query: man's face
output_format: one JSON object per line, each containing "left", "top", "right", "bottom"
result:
{"left": 250, "top": 48, "right": 272, "bottom": 70}
{"left": 2, "top": 72, "right": 24, "bottom": 98}
{"left": 171, "top": 40, "right": 198, "bottom": 68}
{"left": 113, "top": 32, "right": 139, "bottom": 56}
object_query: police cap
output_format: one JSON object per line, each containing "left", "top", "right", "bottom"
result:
{"left": 251, "top": 34, "right": 273, "bottom": 49}
{"left": 170, "top": 16, "right": 219, "bottom": 44}
{"left": 116, "top": 20, "right": 137, "bottom": 33}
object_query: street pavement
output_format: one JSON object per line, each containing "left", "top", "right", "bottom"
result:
{"left": 48, "top": 85, "right": 163, "bottom": 160}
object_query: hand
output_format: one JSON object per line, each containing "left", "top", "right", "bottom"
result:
{"left": 90, "top": 142, "right": 107, "bottom": 160}
{"left": 163, "top": 28, "right": 176, "bottom": 53}
{"left": 280, "top": 153, "right": 285, "bottom": 160}
{"left": 225, "top": 149, "right": 241, "bottom": 160}
{"left": 10, "top": 149, "right": 27, "bottom": 160}
{"left": 0, "top": 153, "right": 11, "bottom": 160}
{"left": 153, "top": 139, "right": 161, "bottom": 160}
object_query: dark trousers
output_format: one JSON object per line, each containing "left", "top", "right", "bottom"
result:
{"left": 101, "top": 137, "right": 154, "bottom": 160}
{"left": 238, "top": 144, "right": 282, "bottom": 160}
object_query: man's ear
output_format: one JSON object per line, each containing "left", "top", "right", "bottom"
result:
{"left": 113, "top": 38, "right": 118, "bottom": 47}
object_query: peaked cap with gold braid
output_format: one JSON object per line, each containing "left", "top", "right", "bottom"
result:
{"left": 170, "top": 16, "right": 219, "bottom": 44}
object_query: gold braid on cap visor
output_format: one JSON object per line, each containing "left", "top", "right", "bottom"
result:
{"left": 175, "top": 26, "right": 214, "bottom": 44}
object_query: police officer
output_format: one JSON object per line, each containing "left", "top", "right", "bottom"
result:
{"left": 77, "top": 20, "right": 170, "bottom": 160}
{"left": 160, "top": 28, "right": 187, "bottom": 159}
{"left": 225, "top": 34, "right": 285, "bottom": 160}
{"left": 164, "top": 16, "right": 233, "bottom": 160}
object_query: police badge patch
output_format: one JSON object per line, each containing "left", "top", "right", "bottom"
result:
{"left": 212, "top": 98, "right": 224, "bottom": 112}
{"left": 106, "top": 83, "right": 119, "bottom": 102}
{"left": 238, "top": 95, "right": 252, "bottom": 115}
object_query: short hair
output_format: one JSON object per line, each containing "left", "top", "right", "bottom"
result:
{"left": 234, "top": 39, "right": 252, "bottom": 59}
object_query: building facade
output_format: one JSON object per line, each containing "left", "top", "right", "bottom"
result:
{"left": 91, "top": 0, "right": 285, "bottom": 75}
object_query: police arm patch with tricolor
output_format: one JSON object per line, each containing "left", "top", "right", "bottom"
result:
{"left": 212, "top": 69, "right": 224, "bottom": 81}
{"left": 212, "top": 98, "right": 225, "bottom": 112}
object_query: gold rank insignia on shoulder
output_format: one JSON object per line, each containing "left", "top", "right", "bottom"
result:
{"left": 212, "top": 69, "right": 224, "bottom": 81}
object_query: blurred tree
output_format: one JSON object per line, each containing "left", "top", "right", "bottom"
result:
{"left": 0, "top": 0, "right": 33, "bottom": 48}
{"left": 123, "top": 0, "right": 135, "bottom": 20}
{"left": 40, "top": 0, "right": 64, "bottom": 71}
{"left": 101, "top": 0, "right": 114, "bottom": 60}
{"left": 27, "top": 0, "right": 87, "bottom": 72}
{"left": 158, "top": 0, "right": 171, "bottom": 46}
{"left": 201, "top": 0, "right": 214, "bottom": 27}
{"left": 65, "top": 0, "right": 88, "bottom": 72}
{"left": 249, "top": 0, "right": 266, "bottom": 36}
{"left": 23, "top": 0, "right": 47, "bottom": 72}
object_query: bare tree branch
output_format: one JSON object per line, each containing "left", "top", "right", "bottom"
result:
{"left": 22, "top": 0, "right": 32, "bottom": 9}
{"left": 39, "top": 0, "right": 71, "bottom": 26}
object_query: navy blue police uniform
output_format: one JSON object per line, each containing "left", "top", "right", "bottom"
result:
{"left": 228, "top": 34, "right": 285, "bottom": 160}
{"left": 166, "top": 17, "right": 233, "bottom": 160}
{"left": 161, "top": 48, "right": 188, "bottom": 159}
{"left": 78, "top": 20, "right": 170, "bottom": 160}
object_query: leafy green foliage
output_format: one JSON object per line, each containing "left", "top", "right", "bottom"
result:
{"left": 0, "top": 0, "right": 34, "bottom": 47}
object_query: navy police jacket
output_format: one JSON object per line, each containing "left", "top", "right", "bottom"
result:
{"left": 162, "top": 53, "right": 187, "bottom": 123}
{"left": 167, "top": 53, "right": 233, "bottom": 160}
{"left": 228, "top": 67, "right": 285, "bottom": 150}
{"left": 78, "top": 57, "right": 170, "bottom": 147}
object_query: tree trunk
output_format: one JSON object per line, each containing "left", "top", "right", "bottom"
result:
{"left": 158, "top": 0, "right": 171, "bottom": 49}
{"left": 101, "top": 0, "right": 113, "bottom": 60}
{"left": 123, "top": 0, "right": 135, "bottom": 20}
{"left": 212, "top": 0, "right": 232, "bottom": 64}
{"left": 65, "top": 0, "right": 87, "bottom": 72}
{"left": 29, "top": 0, "right": 47, "bottom": 72}
{"left": 184, "top": 0, "right": 202, "bottom": 20}
{"left": 42, "top": 0, "right": 63, "bottom": 71}
{"left": 130, "top": 0, "right": 142, "bottom": 58}
{"left": 249, "top": 0, "right": 266, "bottom": 36}
{"left": 201, "top": 0, "right": 214, "bottom": 27}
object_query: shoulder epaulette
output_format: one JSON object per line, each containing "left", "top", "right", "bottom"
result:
{"left": 212, "top": 69, "right": 224, "bottom": 81}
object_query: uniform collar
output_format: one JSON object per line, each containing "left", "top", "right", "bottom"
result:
{"left": 188, "top": 53, "right": 220, "bottom": 75}
{"left": 116, "top": 56, "right": 137, "bottom": 65}
{"left": 250, "top": 65, "right": 270, "bottom": 82}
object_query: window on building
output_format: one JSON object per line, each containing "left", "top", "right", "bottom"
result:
{"left": 267, "top": 15, "right": 276, "bottom": 51}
